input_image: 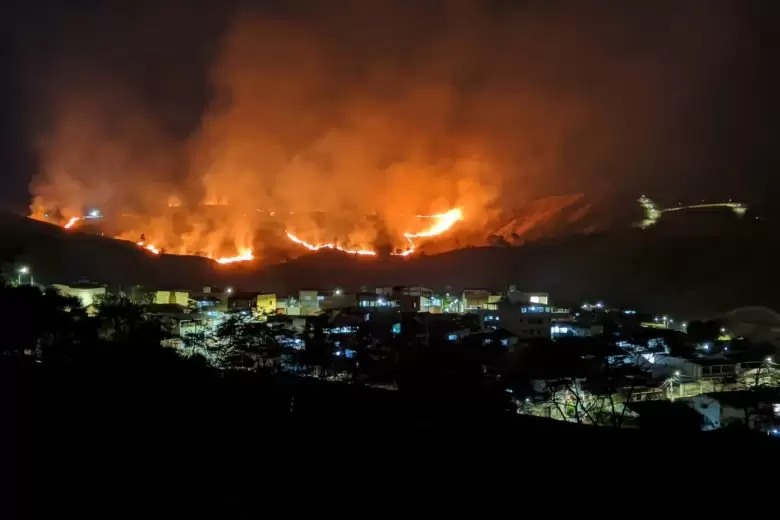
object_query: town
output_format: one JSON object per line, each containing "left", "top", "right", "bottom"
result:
{"left": 14, "top": 264, "right": 779, "bottom": 435}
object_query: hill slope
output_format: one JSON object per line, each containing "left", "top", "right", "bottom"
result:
{"left": 1, "top": 213, "right": 775, "bottom": 315}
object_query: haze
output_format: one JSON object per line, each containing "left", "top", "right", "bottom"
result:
{"left": 17, "top": 0, "right": 755, "bottom": 260}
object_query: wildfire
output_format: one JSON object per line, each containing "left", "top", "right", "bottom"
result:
{"left": 286, "top": 208, "right": 464, "bottom": 257}
{"left": 51, "top": 205, "right": 464, "bottom": 264}
{"left": 285, "top": 232, "right": 378, "bottom": 256}
{"left": 216, "top": 249, "right": 255, "bottom": 264}
{"left": 64, "top": 216, "right": 81, "bottom": 229}
{"left": 136, "top": 241, "right": 161, "bottom": 255}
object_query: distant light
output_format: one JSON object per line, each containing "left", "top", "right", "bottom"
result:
{"left": 654, "top": 317, "right": 660, "bottom": 322}
{"left": 674, "top": 370, "right": 681, "bottom": 377}
{"left": 767, "top": 356, "right": 773, "bottom": 363}
{"left": 88, "top": 209, "right": 101, "bottom": 218}
{"left": 669, "top": 319, "right": 674, "bottom": 324}
{"left": 720, "top": 327, "right": 726, "bottom": 333}
{"left": 595, "top": 302, "right": 603, "bottom": 309}
{"left": 226, "top": 287, "right": 233, "bottom": 294}
{"left": 377, "top": 298, "right": 385, "bottom": 305}
{"left": 334, "top": 289, "right": 342, "bottom": 296}
{"left": 663, "top": 316, "right": 668, "bottom": 320}
{"left": 18, "top": 266, "right": 29, "bottom": 274}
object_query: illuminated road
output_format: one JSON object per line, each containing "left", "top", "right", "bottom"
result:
{"left": 636, "top": 195, "right": 747, "bottom": 229}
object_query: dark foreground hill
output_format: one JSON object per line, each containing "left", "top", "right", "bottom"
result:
{"left": 1, "top": 213, "right": 776, "bottom": 315}
{"left": 4, "top": 354, "right": 778, "bottom": 512}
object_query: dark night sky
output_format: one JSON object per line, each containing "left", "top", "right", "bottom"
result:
{"left": 4, "top": 0, "right": 779, "bottom": 217}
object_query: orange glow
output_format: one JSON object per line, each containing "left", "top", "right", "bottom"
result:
{"left": 285, "top": 232, "right": 378, "bottom": 256}
{"left": 216, "top": 249, "right": 255, "bottom": 264}
{"left": 287, "top": 208, "right": 463, "bottom": 257}
{"left": 64, "top": 216, "right": 81, "bottom": 229}
{"left": 136, "top": 241, "right": 161, "bottom": 255}
{"left": 405, "top": 208, "right": 464, "bottom": 239}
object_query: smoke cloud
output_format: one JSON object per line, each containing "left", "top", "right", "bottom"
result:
{"left": 25, "top": 0, "right": 742, "bottom": 260}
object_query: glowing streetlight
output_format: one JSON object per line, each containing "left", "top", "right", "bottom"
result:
{"left": 334, "top": 289, "right": 342, "bottom": 296}
{"left": 17, "top": 266, "right": 32, "bottom": 286}
{"left": 226, "top": 287, "right": 233, "bottom": 294}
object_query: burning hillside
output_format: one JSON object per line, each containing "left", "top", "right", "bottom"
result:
{"left": 24, "top": 3, "right": 738, "bottom": 263}
{"left": 34, "top": 205, "right": 468, "bottom": 263}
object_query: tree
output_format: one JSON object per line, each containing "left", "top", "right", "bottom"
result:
{"left": 299, "top": 326, "right": 334, "bottom": 379}
{"left": 0, "top": 284, "right": 84, "bottom": 356}
{"left": 94, "top": 293, "right": 146, "bottom": 342}
{"left": 686, "top": 320, "right": 721, "bottom": 343}
{"left": 213, "top": 311, "right": 282, "bottom": 370}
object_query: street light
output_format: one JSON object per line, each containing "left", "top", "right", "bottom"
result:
{"left": 17, "top": 266, "right": 32, "bottom": 286}
{"left": 226, "top": 287, "right": 233, "bottom": 294}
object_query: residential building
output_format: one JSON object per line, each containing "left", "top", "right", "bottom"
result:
{"left": 298, "top": 289, "right": 321, "bottom": 316}
{"left": 228, "top": 292, "right": 261, "bottom": 311}
{"left": 256, "top": 293, "right": 277, "bottom": 315}
{"left": 320, "top": 292, "right": 358, "bottom": 311}
{"left": 51, "top": 281, "right": 107, "bottom": 314}
{"left": 189, "top": 295, "right": 223, "bottom": 316}
{"left": 462, "top": 289, "right": 500, "bottom": 311}
{"left": 276, "top": 295, "right": 302, "bottom": 316}
{"left": 154, "top": 289, "right": 190, "bottom": 306}
{"left": 506, "top": 287, "right": 550, "bottom": 306}
{"left": 358, "top": 292, "right": 398, "bottom": 310}
{"left": 679, "top": 390, "right": 780, "bottom": 432}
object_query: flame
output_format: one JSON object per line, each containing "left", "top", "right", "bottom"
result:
{"left": 51, "top": 205, "right": 463, "bottom": 264}
{"left": 405, "top": 208, "right": 464, "bottom": 239}
{"left": 64, "top": 216, "right": 81, "bottom": 229}
{"left": 285, "top": 232, "right": 377, "bottom": 256}
{"left": 391, "top": 208, "right": 464, "bottom": 256}
{"left": 216, "top": 249, "right": 255, "bottom": 264}
{"left": 287, "top": 208, "right": 463, "bottom": 257}
{"left": 136, "top": 241, "right": 161, "bottom": 255}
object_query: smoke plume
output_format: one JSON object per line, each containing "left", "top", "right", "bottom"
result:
{"left": 26, "top": 0, "right": 742, "bottom": 261}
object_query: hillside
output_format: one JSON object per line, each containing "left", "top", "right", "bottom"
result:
{"left": 1, "top": 212, "right": 775, "bottom": 315}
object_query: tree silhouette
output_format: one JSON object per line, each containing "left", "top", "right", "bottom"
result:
{"left": 213, "top": 311, "right": 282, "bottom": 370}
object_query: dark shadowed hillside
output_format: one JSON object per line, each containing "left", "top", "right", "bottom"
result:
{"left": 1, "top": 213, "right": 776, "bottom": 316}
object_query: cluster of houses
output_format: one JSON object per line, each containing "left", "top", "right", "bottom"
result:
{"left": 46, "top": 279, "right": 780, "bottom": 433}
{"left": 48, "top": 281, "right": 595, "bottom": 346}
